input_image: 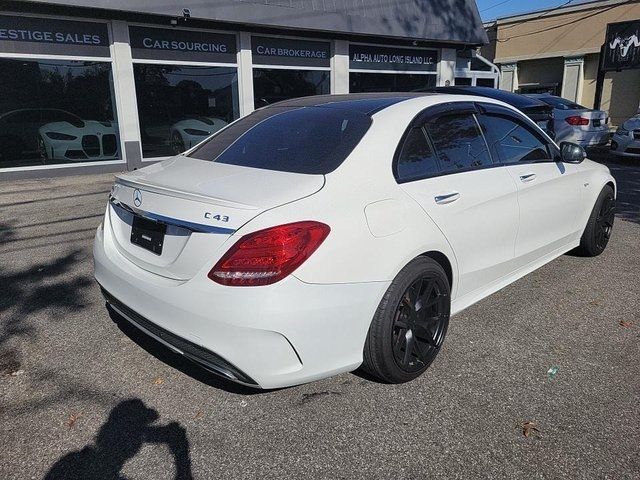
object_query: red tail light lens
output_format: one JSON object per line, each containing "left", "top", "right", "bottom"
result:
{"left": 208, "top": 221, "right": 330, "bottom": 286}
{"left": 565, "top": 116, "right": 590, "bottom": 126}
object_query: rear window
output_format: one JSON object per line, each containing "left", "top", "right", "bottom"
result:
{"left": 188, "top": 106, "right": 372, "bottom": 174}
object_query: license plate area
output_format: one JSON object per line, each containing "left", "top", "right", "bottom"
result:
{"left": 131, "top": 215, "right": 166, "bottom": 255}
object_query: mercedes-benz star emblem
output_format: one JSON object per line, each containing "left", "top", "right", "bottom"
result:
{"left": 133, "top": 189, "right": 142, "bottom": 207}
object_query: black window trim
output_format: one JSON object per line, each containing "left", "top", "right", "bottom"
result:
{"left": 393, "top": 102, "right": 497, "bottom": 184}
{"left": 475, "top": 102, "right": 560, "bottom": 162}
{"left": 393, "top": 101, "right": 560, "bottom": 184}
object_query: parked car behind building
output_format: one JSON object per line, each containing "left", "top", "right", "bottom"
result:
{"left": 527, "top": 94, "right": 609, "bottom": 147}
{"left": 611, "top": 114, "right": 640, "bottom": 158}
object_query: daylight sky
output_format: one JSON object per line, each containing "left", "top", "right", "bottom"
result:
{"left": 476, "top": 0, "right": 591, "bottom": 21}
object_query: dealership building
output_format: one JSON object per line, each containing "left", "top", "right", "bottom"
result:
{"left": 0, "top": 0, "right": 497, "bottom": 179}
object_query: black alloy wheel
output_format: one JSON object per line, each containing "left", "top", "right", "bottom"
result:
{"left": 576, "top": 185, "right": 615, "bottom": 257}
{"left": 391, "top": 276, "right": 448, "bottom": 372}
{"left": 170, "top": 131, "right": 186, "bottom": 155}
{"left": 594, "top": 194, "right": 615, "bottom": 251}
{"left": 362, "top": 257, "right": 451, "bottom": 384}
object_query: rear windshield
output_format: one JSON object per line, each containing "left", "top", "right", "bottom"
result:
{"left": 188, "top": 106, "right": 372, "bottom": 174}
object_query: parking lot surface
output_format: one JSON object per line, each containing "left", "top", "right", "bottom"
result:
{"left": 1, "top": 154, "right": 639, "bottom": 479}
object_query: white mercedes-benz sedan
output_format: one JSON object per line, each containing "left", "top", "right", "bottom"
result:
{"left": 94, "top": 93, "right": 616, "bottom": 389}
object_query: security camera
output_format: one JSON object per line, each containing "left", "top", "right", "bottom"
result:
{"left": 182, "top": 8, "right": 191, "bottom": 18}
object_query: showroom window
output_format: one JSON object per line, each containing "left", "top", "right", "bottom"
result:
{"left": 0, "top": 59, "right": 119, "bottom": 168}
{"left": 129, "top": 26, "right": 240, "bottom": 159}
{"left": 133, "top": 64, "right": 239, "bottom": 158}
{"left": 0, "top": 15, "right": 120, "bottom": 170}
{"left": 251, "top": 36, "right": 331, "bottom": 108}
{"left": 349, "top": 43, "right": 438, "bottom": 93}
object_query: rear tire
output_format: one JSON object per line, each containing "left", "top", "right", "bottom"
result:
{"left": 362, "top": 257, "right": 450, "bottom": 384}
{"left": 575, "top": 185, "right": 615, "bottom": 257}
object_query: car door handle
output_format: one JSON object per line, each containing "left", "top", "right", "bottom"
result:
{"left": 519, "top": 173, "right": 537, "bottom": 183}
{"left": 434, "top": 192, "right": 460, "bottom": 205}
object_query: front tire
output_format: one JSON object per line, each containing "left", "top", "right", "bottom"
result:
{"left": 362, "top": 257, "right": 451, "bottom": 384}
{"left": 576, "top": 185, "right": 615, "bottom": 257}
{"left": 170, "top": 131, "right": 186, "bottom": 155}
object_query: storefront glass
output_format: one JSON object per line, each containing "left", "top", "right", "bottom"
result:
{"left": 133, "top": 64, "right": 239, "bottom": 158}
{"left": 253, "top": 69, "right": 330, "bottom": 108}
{"left": 0, "top": 59, "right": 119, "bottom": 169}
{"left": 350, "top": 73, "right": 436, "bottom": 93}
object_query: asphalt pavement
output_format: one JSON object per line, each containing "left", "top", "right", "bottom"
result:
{"left": 1, "top": 154, "right": 639, "bottom": 479}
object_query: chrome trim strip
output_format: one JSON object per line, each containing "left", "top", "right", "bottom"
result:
{"left": 109, "top": 196, "right": 236, "bottom": 235}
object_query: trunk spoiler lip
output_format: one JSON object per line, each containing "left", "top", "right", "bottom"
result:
{"left": 114, "top": 176, "right": 259, "bottom": 211}
{"left": 109, "top": 196, "right": 236, "bottom": 235}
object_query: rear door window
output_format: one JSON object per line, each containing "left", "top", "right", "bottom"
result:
{"left": 425, "top": 113, "right": 492, "bottom": 173}
{"left": 395, "top": 127, "right": 439, "bottom": 182}
{"left": 477, "top": 113, "right": 551, "bottom": 164}
{"left": 189, "top": 106, "right": 371, "bottom": 175}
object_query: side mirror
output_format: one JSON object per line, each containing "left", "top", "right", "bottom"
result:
{"left": 560, "top": 142, "right": 586, "bottom": 163}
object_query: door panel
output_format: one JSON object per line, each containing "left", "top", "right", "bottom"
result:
{"left": 401, "top": 168, "right": 519, "bottom": 297}
{"left": 474, "top": 103, "right": 582, "bottom": 263}
{"left": 394, "top": 104, "right": 520, "bottom": 299}
{"left": 506, "top": 162, "right": 582, "bottom": 259}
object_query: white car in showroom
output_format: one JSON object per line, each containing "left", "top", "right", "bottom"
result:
{"left": 94, "top": 93, "right": 616, "bottom": 389}
{"left": 169, "top": 116, "right": 228, "bottom": 155}
{"left": 38, "top": 112, "right": 119, "bottom": 162}
{"left": 527, "top": 94, "right": 609, "bottom": 147}
{"left": 611, "top": 114, "right": 640, "bottom": 158}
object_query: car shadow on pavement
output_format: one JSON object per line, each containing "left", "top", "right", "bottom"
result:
{"left": 44, "top": 398, "right": 193, "bottom": 480}
{"left": 107, "top": 307, "right": 267, "bottom": 396}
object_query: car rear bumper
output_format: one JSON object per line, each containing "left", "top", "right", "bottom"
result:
{"left": 610, "top": 135, "right": 640, "bottom": 157}
{"left": 559, "top": 129, "right": 610, "bottom": 147}
{"left": 93, "top": 225, "right": 388, "bottom": 389}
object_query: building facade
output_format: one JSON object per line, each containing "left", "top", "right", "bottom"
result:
{"left": 0, "top": 0, "right": 496, "bottom": 179}
{"left": 483, "top": 0, "right": 640, "bottom": 127}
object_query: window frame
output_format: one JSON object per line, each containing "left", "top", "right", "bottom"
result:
{"left": 475, "top": 102, "right": 560, "bottom": 164}
{"left": 393, "top": 101, "right": 561, "bottom": 184}
{"left": 393, "top": 101, "right": 497, "bottom": 183}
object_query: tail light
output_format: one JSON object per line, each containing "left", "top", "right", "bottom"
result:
{"left": 565, "top": 116, "right": 590, "bottom": 126}
{"left": 208, "top": 221, "right": 330, "bottom": 286}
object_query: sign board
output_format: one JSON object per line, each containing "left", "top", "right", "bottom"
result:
{"left": 0, "top": 15, "right": 110, "bottom": 56}
{"left": 129, "top": 26, "right": 237, "bottom": 63}
{"left": 602, "top": 20, "right": 640, "bottom": 71}
{"left": 251, "top": 36, "right": 331, "bottom": 67}
{"left": 349, "top": 44, "right": 438, "bottom": 72}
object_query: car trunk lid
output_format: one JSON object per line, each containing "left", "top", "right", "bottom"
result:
{"left": 107, "top": 156, "right": 325, "bottom": 280}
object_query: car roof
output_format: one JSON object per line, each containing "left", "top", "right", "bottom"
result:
{"left": 263, "top": 93, "right": 438, "bottom": 115}
{"left": 419, "top": 86, "right": 551, "bottom": 110}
